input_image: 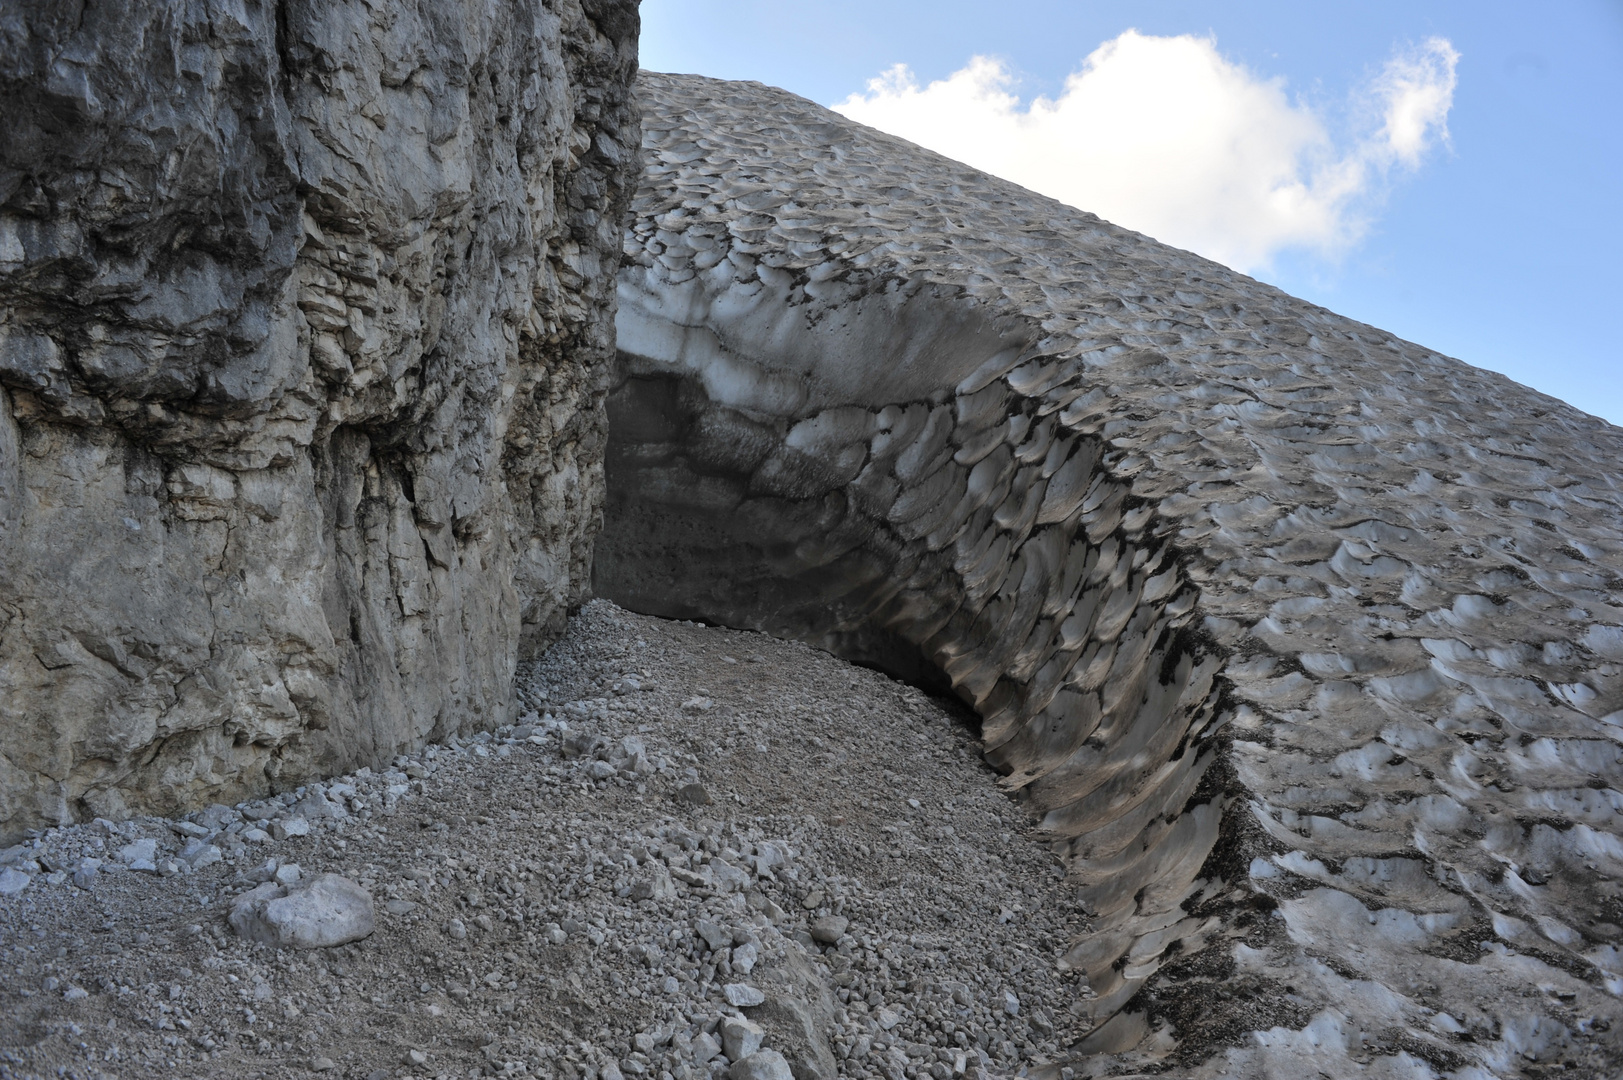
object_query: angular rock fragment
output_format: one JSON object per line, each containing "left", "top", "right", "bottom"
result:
{"left": 720, "top": 1016, "right": 765, "bottom": 1061}
{"left": 674, "top": 783, "right": 714, "bottom": 806}
{"left": 730, "top": 1051, "right": 793, "bottom": 1080}
{"left": 695, "top": 920, "right": 732, "bottom": 952}
{"left": 630, "top": 866, "right": 678, "bottom": 901}
{"left": 117, "top": 839, "right": 159, "bottom": 873}
{"left": 178, "top": 840, "right": 221, "bottom": 870}
{"left": 807, "top": 915, "right": 847, "bottom": 944}
{"left": 228, "top": 873, "right": 375, "bottom": 949}
{"left": 744, "top": 995, "right": 839, "bottom": 1080}
{"left": 270, "top": 818, "right": 310, "bottom": 841}
{"left": 724, "top": 983, "right": 766, "bottom": 1007}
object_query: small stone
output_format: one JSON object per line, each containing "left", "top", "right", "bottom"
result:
{"left": 876, "top": 1007, "right": 900, "bottom": 1030}
{"left": 721, "top": 1016, "right": 765, "bottom": 1061}
{"left": 1002, "top": 990, "right": 1019, "bottom": 1016}
{"left": 118, "top": 838, "right": 159, "bottom": 872}
{"left": 448, "top": 919, "right": 468, "bottom": 940}
{"left": 385, "top": 898, "right": 418, "bottom": 915}
{"left": 242, "top": 828, "right": 271, "bottom": 844}
{"left": 729, "top": 1050, "right": 793, "bottom": 1080}
{"left": 405, "top": 1049, "right": 428, "bottom": 1066}
{"left": 710, "top": 861, "right": 751, "bottom": 893}
{"left": 695, "top": 919, "right": 731, "bottom": 952}
{"left": 692, "top": 1031, "right": 723, "bottom": 1062}
{"left": 732, "top": 940, "right": 759, "bottom": 974}
{"left": 0, "top": 867, "right": 31, "bottom": 896}
{"left": 630, "top": 866, "right": 677, "bottom": 901}
{"left": 293, "top": 790, "right": 346, "bottom": 821}
{"left": 671, "top": 866, "right": 709, "bottom": 887}
{"left": 71, "top": 860, "right": 99, "bottom": 890}
{"left": 662, "top": 975, "right": 680, "bottom": 993}
{"left": 179, "top": 839, "right": 222, "bottom": 869}
{"left": 311, "top": 1056, "right": 337, "bottom": 1072}
{"left": 724, "top": 983, "right": 766, "bottom": 1007}
{"left": 588, "top": 760, "right": 617, "bottom": 781}
{"left": 170, "top": 820, "right": 210, "bottom": 838}
{"left": 800, "top": 889, "right": 824, "bottom": 910}
{"left": 674, "top": 783, "right": 713, "bottom": 806}
{"left": 198, "top": 804, "right": 239, "bottom": 830}
{"left": 680, "top": 696, "right": 713, "bottom": 713}
{"left": 809, "top": 915, "right": 848, "bottom": 943}
{"left": 907, "top": 798, "right": 921, "bottom": 810}
{"left": 228, "top": 873, "right": 375, "bottom": 948}
{"left": 273, "top": 863, "right": 303, "bottom": 886}
{"left": 63, "top": 985, "right": 89, "bottom": 1001}
{"left": 271, "top": 817, "right": 311, "bottom": 841}
{"left": 562, "top": 733, "right": 602, "bottom": 759}
{"left": 602, "top": 1061, "right": 625, "bottom": 1080}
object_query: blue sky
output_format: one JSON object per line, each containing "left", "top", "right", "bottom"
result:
{"left": 639, "top": 1, "right": 1623, "bottom": 427}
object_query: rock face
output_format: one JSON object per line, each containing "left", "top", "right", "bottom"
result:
{"left": 599, "top": 73, "right": 1623, "bottom": 1071}
{"left": 0, "top": 1, "right": 639, "bottom": 839}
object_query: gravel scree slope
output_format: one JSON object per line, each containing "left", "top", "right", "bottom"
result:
{"left": 0, "top": 602, "right": 1095, "bottom": 1080}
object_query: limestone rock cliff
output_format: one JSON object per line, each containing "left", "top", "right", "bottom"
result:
{"left": 0, "top": 0, "right": 640, "bottom": 839}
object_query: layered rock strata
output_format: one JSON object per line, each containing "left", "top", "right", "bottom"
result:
{"left": 0, "top": 0, "right": 639, "bottom": 839}
{"left": 597, "top": 72, "right": 1623, "bottom": 1071}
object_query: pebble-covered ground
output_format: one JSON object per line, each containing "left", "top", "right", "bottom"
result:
{"left": 0, "top": 602, "right": 1090, "bottom": 1079}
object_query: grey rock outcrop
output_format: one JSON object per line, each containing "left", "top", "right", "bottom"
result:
{"left": 598, "top": 73, "right": 1623, "bottom": 1072}
{"left": 0, "top": 0, "right": 640, "bottom": 840}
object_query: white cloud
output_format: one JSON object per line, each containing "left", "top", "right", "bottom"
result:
{"left": 833, "top": 31, "right": 1459, "bottom": 273}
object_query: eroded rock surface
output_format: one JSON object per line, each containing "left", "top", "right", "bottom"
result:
{"left": 0, "top": 0, "right": 640, "bottom": 838}
{"left": 598, "top": 73, "right": 1623, "bottom": 1073}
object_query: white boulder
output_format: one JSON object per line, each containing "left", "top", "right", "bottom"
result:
{"left": 228, "top": 872, "right": 374, "bottom": 948}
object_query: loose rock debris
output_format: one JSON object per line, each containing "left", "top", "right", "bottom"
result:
{"left": 0, "top": 602, "right": 1089, "bottom": 1078}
